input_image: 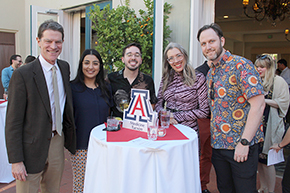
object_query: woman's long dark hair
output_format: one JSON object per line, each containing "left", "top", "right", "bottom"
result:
{"left": 71, "top": 49, "right": 111, "bottom": 104}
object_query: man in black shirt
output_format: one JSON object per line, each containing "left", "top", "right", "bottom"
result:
{"left": 196, "top": 61, "right": 212, "bottom": 193}
{"left": 108, "top": 42, "right": 157, "bottom": 118}
{"left": 196, "top": 61, "right": 210, "bottom": 77}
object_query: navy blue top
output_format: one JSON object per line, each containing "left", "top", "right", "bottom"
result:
{"left": 71, "top": 82, "right": 113, "bottom": 149}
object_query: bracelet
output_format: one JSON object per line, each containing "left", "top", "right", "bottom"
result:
{"left": 278, "top": 143, "right": 283, "bottom": 148}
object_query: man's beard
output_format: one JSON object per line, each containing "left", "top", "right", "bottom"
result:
{"left": 205, "top": 43, "right": 223, "bottom": 62}
{"left": 127, "top": 66, "right": 139, "bottom": 71}
{"left": 126, "top": 60, "right": 140, "bottom": 71}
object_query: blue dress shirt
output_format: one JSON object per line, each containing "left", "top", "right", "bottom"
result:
{"left": 1, "top": 66, "right": 14, "bottom": 92}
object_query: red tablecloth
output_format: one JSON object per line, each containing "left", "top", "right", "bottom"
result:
{"left": 0, "top": 100, "right": 7, "bottom": 105}
{"left": 106, "top": 124, "right": 189, "bottom": 142}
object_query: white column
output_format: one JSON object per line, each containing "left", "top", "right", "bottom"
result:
{"left": 189, "top": 0, "right": 215, "bottom": 68}
{"left": 62, "top": 12, "right": 80, "bottom": 80}
{"left": 153, "top": 0, "right": 164, "bottom": 92}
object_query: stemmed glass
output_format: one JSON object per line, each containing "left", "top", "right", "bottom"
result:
{"left": 119, "top": 99, "right": 129, "bottom": 112}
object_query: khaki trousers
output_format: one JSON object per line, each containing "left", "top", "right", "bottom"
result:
{"left": 16, "top": 133, "right": 65, "bottom": 193}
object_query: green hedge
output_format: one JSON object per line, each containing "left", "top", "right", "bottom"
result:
{"left": 89, "top": 0, "right": 172, "bottom": 75}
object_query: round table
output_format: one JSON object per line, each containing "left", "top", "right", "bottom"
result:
{"left": 84, "top": 123, "right": 201, "bottom": 193}
{"left": 0, "top": 101, "right": 14, "bottom": 183}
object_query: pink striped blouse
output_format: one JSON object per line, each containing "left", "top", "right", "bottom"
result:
{"left": 155, "top": 71, "right": 209, "bottom": 130}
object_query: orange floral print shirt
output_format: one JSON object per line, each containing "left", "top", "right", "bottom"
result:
{"left": 207, "top": 51, "right": 264, "bottom": 149}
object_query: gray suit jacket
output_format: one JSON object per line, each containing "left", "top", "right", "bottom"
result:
{"left": 5, "top": 58, "right": 76, "bottom": 174}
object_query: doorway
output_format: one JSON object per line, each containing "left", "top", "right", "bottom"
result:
{"left": 0, "top": 32, "right": 15, "bottom": 99}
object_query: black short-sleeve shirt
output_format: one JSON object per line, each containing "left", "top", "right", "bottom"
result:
{"left": 108, "top": 69, "right": 158, "bottom": 118}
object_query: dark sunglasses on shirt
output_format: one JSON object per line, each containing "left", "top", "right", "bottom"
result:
{"left": 210, "top": 81, "right": 215, "bottom": 100}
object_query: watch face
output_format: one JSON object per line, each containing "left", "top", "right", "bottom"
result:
{"left": 241, "top": 139, "right": 250, "bottom": 145}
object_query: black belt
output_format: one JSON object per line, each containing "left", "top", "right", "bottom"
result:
{"left": 52, "top": 130, "right": 58, "bottom": 137}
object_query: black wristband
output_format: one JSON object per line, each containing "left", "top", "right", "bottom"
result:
{"left": 278, "top": 143, "right": 283, "bottom": 148}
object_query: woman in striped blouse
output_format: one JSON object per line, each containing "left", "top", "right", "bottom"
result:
{"left": 155, "top": 42, "right": 209, "bottom": 131}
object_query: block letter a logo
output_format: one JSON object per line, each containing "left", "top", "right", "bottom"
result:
{"left": 123, "top": 89, "right": 153, "bottom": 124}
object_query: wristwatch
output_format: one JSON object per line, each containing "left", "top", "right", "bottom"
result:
{"left": 240, "top": 138, "right": 250, "bottom": 146}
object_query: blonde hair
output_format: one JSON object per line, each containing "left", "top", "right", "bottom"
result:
{"left": 254, "top": 54, "right": 275, "bottom": 92}
{"left": 162, "top": 42, "right": 196, "bottom": 94}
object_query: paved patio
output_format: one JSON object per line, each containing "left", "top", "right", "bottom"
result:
{"left": 0, "top": 149, "right": 284, "bottom": 193}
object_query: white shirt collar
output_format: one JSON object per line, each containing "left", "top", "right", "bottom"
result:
{"left": 282, "top": 67, "right": 289, "bottom": 72}
{"left": 39, "top": 54, "right": 59, "bottom": 72}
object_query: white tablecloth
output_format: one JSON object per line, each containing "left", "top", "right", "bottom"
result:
{"left": 84, "top": 124, "right": 201, "bottom": 193}
{"left": 0, "top": 101, "right": 14, "bottom": 183}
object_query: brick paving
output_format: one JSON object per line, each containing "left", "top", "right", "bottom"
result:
{"left": 0, "top": 150, "right": 73, "bottom": 193}
{"left": 0, "top": 149, "right": 284, "bottom": 193}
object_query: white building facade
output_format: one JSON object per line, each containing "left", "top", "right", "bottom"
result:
{"left": 0, "top": 0, "right": 215, "bottom": 90}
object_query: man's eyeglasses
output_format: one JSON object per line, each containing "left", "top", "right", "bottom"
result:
{"left": 126, "top": 53, "right": 141, "bottom": 58}
{"left": 14, "top": 60, "right": 22, "bottom": 63}
{"left": 167, "top": 54, "right": 184, "bottom": 64}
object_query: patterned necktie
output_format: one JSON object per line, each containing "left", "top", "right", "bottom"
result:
{"left": 52, "top": 66, "right": 62, "bottom": 136}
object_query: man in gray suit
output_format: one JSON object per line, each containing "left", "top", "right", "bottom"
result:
{"left": 5, "top": 20, "right": 76, "bottom": 193}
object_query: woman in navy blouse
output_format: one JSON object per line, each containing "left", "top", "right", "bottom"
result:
{"left": 70, "top": 49, "right": 113, "bottom": 192}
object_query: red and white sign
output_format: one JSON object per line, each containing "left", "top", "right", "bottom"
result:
{"left": 123, "top": 89, "right": 157, "bottom": 132}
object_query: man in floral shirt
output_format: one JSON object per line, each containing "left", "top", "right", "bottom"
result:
{"left": 197, "top": 23, "right": 265, "bottom": 192}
